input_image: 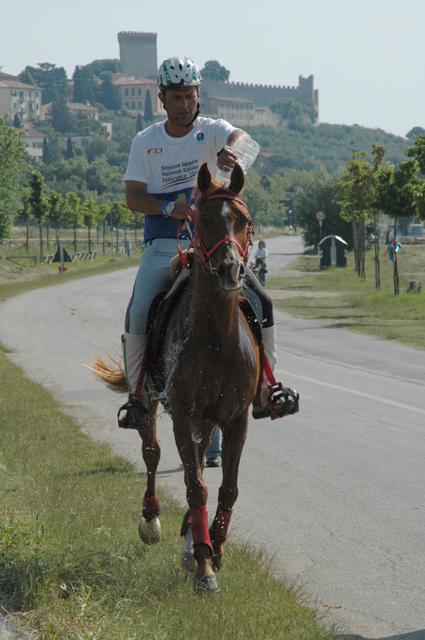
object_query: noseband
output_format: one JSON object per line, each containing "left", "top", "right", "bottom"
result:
{"left": 177, "top": 192, "right": 254, "bottom": 272}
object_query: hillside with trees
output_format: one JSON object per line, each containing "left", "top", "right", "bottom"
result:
{"left": 246, "top": 122, "right": 409, "bottom": 174}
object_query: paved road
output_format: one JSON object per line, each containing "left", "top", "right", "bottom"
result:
{"left": 1, "top": 236, "right": 424, "bottom": 640}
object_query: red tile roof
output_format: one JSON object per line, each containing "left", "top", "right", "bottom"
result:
{"left": 0, "top": 80, "right": 42, "bottom": 90}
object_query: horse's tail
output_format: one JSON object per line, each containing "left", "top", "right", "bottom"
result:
{"left": 87, "top": 350, "right": 128, "bottom": 394}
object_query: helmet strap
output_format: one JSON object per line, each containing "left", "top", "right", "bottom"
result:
{"left": 184, "top": 102, "right": 200, "bottom": 127}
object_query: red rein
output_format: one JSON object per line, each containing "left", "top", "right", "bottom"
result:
{"left": 177, "top": 193, "right": 254, "bottom": 270}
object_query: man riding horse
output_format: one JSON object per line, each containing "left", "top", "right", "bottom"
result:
{"left": 118, "top": 55, "right": 298, "bottom": 430}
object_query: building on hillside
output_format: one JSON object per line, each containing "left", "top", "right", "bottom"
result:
{"left": 67, "top": 102, "right": 99, "bottom": 120}
{"left": 114, "top": 30, "right": 318, "bottom": 121}
{"left": 22, "top": 128, "right": 48, "bottom": 162}
{"left": 200, "top": 95, "right": 280, "bottom": 128}
{"left": 0, "top": 71, "right": 18, "bottom": 81}
{"left": 201, "top": 75, "right": 319, "bottom": 114}
{"left": 112, "top": 75, "right": 165, "bottom": 116}
{"left": 0, "top": 80, "right": 42, "bottom": 122}
{"left": 118, "top": 31, "right": 158, "bottom": 79}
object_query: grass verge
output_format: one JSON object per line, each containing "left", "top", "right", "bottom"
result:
{"left": 0, "top": 352, "right": 336, "bottom": 640}
{"left": 269, "top": 244, "right": 425, "bottom": 350}
{"left": 0, "top": 252, "right": 142, "bottom": 304}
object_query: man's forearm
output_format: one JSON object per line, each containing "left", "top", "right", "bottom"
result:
{"left": 125, "top": 182, "right": 165, "bottom": 215}
{"left": 226, "top": 129, "right": 250, "bottom": 148}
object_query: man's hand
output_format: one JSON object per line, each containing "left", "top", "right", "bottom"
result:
{"left": 217, "top": 146, "right": 238, "bottom": 173}
{"left": 172, "top": 202, "right": 196, "bottom": 221}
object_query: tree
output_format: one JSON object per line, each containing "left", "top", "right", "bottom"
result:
{"left": 201, "top": 60, "right": 230, "bottom": 82}
{"left": 42, "top": 130, "right": 62, "bottom": 164}
{"left": 62, "top": 192, "right": 83, "bottom": 253}
{"left": 73, "top": 65, "right": 98, "bottom": 105}
{"left": 97, "top": 203, "right": 111, "bottom": 252}
{"left": 84, "top": 137, "right": 109, "bottom": 163}
{"left": 375, "top": 158, "right": 419, "bottom": 294}
{"left": 98, "top": 73, "right": 121, "bottom": 111}
{"left": 144, "top": 89, "right": 154, "bottom": 123}
{"left": 81, "top": 198, "right": 101, "bottom": 252}
{"left": 19, "top": 189, "right": 33, "bottom": 248}
{"left": 18, "top": 70, "right": 35, "bottom": 86}
{"left": 47, "top": 95, "right": 72, "bottom": 133}
{"left": 406, "top": 127, "right": 425, "bottom": 141}
{"left": 294, "top": 165, "right": 353, "bottom": 249}
{"left": 334, "top": 150, "right": 380, "bottom": 280}
{"left": 23, "top": 63, "right": 68, "bottom": 104}
{"left": 64, "top": 137, "right": 74, "bottom": 160}
{"left": 136, "top": 112, "right": 143, "bottom": 133}
{"left": 405, "top": 134, "right": 425, "bottom": 174}
{"left": 0, "top": 115, "right": 29, "bottom": 242}
{"left": 28, "top": 170, "right": 49, "bottom": 261}
{"left": 47, "top": 190, "right": 64, "bottom": 245}
{"left": 13, "top": 113, "right": 21, "bottom": 128}
{"left": 111, "top": 200, "right": 133, "bottom": 246}
{"left": 270, "top": 98, "right": 318, "bottom": 126}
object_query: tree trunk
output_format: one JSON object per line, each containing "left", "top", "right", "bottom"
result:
{"left": 74, "top": 226, "right": 77, "bottom": 254}
{"left": 374, "top": 216, "right": 380, "bottom": 291}
{"left": 393, "top": 217, "right": 399, "bottom": 296}
{"left": 88, "top": 226, "right": 91, "bottom": 253}
{"left": 39, "top": 223, "right": 43, "bottom": 263}
{"left": 359, "top": 214, "right": 366, "bottom": 280}
{"left": 352, "top": 220, "right": 358, "bottom": 272}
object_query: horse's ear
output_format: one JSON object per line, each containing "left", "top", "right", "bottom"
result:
{"left": 198, "top": 163, "right": 212, "bottom": 193}
{"left": 229, "top": 163, "right": 245, "bottom": 195}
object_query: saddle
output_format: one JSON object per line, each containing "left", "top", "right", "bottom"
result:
{"left": 145, "top": 267, "right": 263, "bottom": 403}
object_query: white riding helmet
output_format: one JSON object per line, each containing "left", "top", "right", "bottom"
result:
{"left": 158, "top": 57, "right": 202, "bottom": 90}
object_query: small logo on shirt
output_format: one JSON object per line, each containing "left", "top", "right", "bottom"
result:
{"left": 148, "top": 147, "right": 163, "bottom": 154}
{"left": 197, "top": 132, "right": 205, "bottom": 142}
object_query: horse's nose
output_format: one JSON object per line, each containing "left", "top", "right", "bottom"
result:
{"left": 217, "top": 260, "right": 244, "bottom": 291}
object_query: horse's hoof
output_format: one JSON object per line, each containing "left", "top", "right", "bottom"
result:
{"left": 211, "top": 554, "right": 222, "bottom": 573}
{"left": 139, "top": 516, "right": 161, "bottom": 545}
{"left": 181, "top": 550, "right": 197, "bottom": 572}
{"left": 193, "top": 575, "right": 220, "bottom": 593}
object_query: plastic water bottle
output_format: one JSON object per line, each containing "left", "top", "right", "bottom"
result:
{"left": 216, "top": 137, "right": 260, "bottom": 185}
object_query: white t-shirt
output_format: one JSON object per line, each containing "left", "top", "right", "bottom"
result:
{"left": 124, "top": 117, "right": 236, "bottom": 242}
{"left": 255, "top": 248, "right": 268, "bottom": 259}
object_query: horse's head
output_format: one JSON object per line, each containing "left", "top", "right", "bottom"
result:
{"left": 195, "top": 163, "right": 253, "bottom": 291}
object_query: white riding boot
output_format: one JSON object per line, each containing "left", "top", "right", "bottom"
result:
{"left": 118, "top": 332, "right": 149, "bottom": 430}
{"left": 122, "top": 332, "right": 148, "bottom": 401}
{"left": 260, "top": 325, "right": 277, "bottom": 406}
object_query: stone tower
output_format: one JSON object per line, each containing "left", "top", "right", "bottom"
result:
{"left": 118, "top": 31, "right": 158, "bottom": 79}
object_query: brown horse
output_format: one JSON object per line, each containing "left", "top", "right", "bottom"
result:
{"left": 92, "top": 162, "right": 259, "bottom": 592}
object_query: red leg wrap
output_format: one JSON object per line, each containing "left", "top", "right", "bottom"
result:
{"left": 189, "top": 506, "right": 213, "bottom": 556}
{"left": 143, "top": 492, "right": 161, "bottom": 519}
{"left": 213, "top": 507, "right": 233, "bottom": 543}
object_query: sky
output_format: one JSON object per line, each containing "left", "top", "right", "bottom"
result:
{"left": 2, "top": 0, "right": 424, "bottom": 139}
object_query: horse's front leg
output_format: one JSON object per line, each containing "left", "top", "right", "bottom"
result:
{"left": 174, "top": 414, "right": 218, "bottom": 592}
{"left": 209, "top": 413, "right": 248, "bottom": 572}
{"left": 138, "top": 399, "right": 162, "bottom": 545}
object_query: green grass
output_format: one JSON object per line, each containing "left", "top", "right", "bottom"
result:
{"left": 269, "top": 245, "right": 425, "bottom": 350}
{"left": 0, "top": 353, "right": 336, "bottom": 640}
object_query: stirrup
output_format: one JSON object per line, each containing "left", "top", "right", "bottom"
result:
{"left": 252, "top": 383, "right": 300, "bottom": 421}
{"left": 117, "top": 395, "right": 149, "bottom": 430}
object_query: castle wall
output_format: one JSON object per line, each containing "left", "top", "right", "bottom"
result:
{"left": 201, "top": 75, "right": 318, "bottom": 109}
{"left": 118, "top": 32, "right": 157, "bottom": 79}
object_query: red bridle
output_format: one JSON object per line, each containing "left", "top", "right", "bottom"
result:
{"left": 177, "top": 193, "right": 254, "bottom": 271}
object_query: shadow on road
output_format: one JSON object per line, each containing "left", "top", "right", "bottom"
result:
{"left": 340, "top": 630, "right": 425, "bottom": 640}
